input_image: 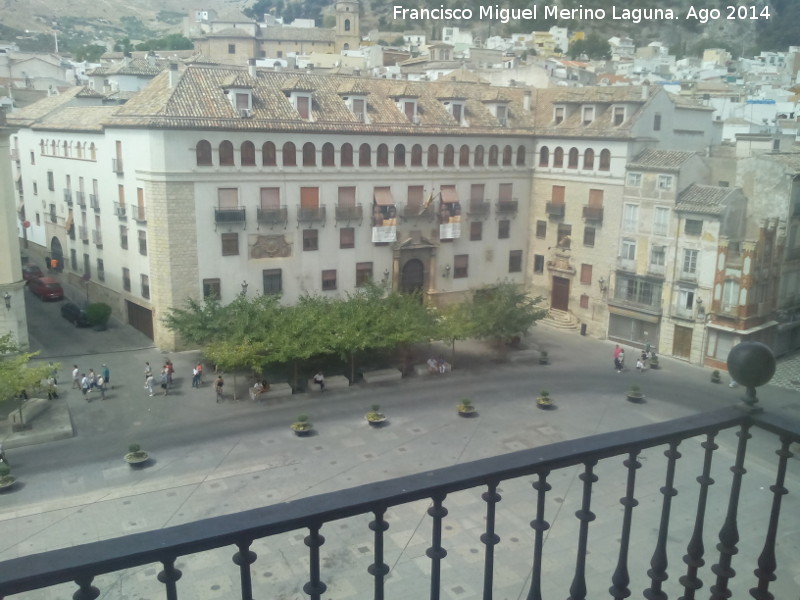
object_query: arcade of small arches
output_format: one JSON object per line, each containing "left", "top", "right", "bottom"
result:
{"left": 538, "top": 146, "right": 611, "bottom": 171}
{"left": 195, "top": 140, "right": 528, "bottom": 169}
{"left": 39, "top": 139, "right": 97, "bottom": 161}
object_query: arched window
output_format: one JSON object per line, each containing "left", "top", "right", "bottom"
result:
{"left": 344, "top": 18, "right": 351, "bottom": 31}
{"left": 459, "top": 144, "right": 470, "bottom": 166}
{"left": 568, "top": 148, "right": 579, "bottom": 169}
{"left": 583, "top": 148, "right": 594, "bottom": 170}
{"left": 411, "top": 144, "right": 423, "bottom": 167}
{"left": 51, "top": 140, "right": 56, "bottom": 155}
{"left": 394, "top": 144, "right": 406, "bottom": 167}
{"left": 474, "top": 145, "right": 485, "bottom": 166}
{"left": 282, "top": 142, "right": 296, "bottom": 167}
{"left": 553, "top": 147, "right": 564, "bottom": 168}
{"left": 262, "top": 142, "right": 276, "bottom": 166}
{"left": 377, "top": 143, "right": 389, "bottom": 167}
{"left": 539, "top": 146, "right": 549, "bottom": 166}
{"left": 427, "top": 144, "right": 439, "bottom": 167}
{"left": 341, "top": 143, "right": 353, "bottom": 167}
{"left": 302, "top": 142, "right": 316, "bottom": 167}
{"left": 359, "top": 143, "right": 371, "bottom": 166}
{"left": 63, "top": 141, "right": 69, "bottom": 157}
{"left": 89, "top": 143, "right": 96, "bottom": 161}
{"left": 241, "top": 141, "right": 256, "bottom": 166}
{"left": 219, "top": 141, "right": 234, "bottom": 166}
{"left": 40, "top": 140, "right": 45, "bottom": 155}
{"left": 516, "top": 145, "right": 526, "bottom": 166}
{"left": 599, "top": 149, "right": 611, "bottom": 171}
{"left": 443, "top": 144, "right": 454, "bottom": 167}
{"left": 322, "top": 142, "right": 335, "bottom": 166}
{"left": 76, "top": 143, "right": 83, "bottom": 159}
{"left": 196, "top": 140, "right": 213, "bottom": 166}
{"left": 488, "top": 145, "right": 499, "bottom": 166}
{"left": 502, "top": 145, "right": 512, "bottom": 166}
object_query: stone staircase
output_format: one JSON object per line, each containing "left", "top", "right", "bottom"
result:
{"left": 539, "top": 308, "right": 580, "bottom": 331}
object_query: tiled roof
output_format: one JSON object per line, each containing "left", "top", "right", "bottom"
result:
{"left": 106, "top": 65, "right": 537, "bottom": 134}
{"left": 628, "top": 149, "right": 698, "bottom": 170}
{"left": 755, "top": 152, "right": 800, "bottom": 173}
{"left": 204, "top": 27, "right": 256, "bottom": 39}
{"left": 675, "top": 184, "right": 735, "bottom": 215}
{"left": 7, "top": 86, "right": 86, "bottom": 126}
{"left": 88, "top": 58, "right": 165, "bottom": 77}
{"left": 669, "top": 93, "right": 716, "bottom": 111}
{"left": 31, "top": 106, "right": 119, "bottom": 132}
{"left": 258, "top": 27, "right": 334, "bottom": 42}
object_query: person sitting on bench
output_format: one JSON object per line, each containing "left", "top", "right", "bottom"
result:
{"left": 250, "top": 380, "right": 270, "bottom": 400}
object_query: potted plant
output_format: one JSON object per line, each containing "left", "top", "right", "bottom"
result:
{"left": 86, "top": 302, "right": 112, "bottom": 331}
{"left": 0, "top": 464, "right": 16, "bottom": 491}
{"left": 365, "top": 404, "right": 387, "bottom": 426}
{"left": 457, "top": 398, "right": 477, "bottom": 417}
{"left": 290, "top": 414, "right": 313, "bottom": 436}
{"left": 626, "top": 384, "right": 645, "bottom": 403}
{"left": 711, "top": 370, "right": 722, "bottom": 383}
{"left": 536, "top": 390, "right": 553, "bottom": 409}
{"left": 648, "top": 354, "right": 659, "bottom": 369}
{"left": 539, "top": 351, "right": 549, "bottom": 365}
{"left": 124, "top": 443, "right": 149, "bottom": 466}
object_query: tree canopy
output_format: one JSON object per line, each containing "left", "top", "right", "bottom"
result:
{"left": 0, "top": 334, "right": 52, "bottom": 407}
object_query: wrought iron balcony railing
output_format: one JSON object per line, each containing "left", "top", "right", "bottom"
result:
{"left": 64, "top": 189, "right": 73, "bottom": 205}
{"left": 114, "top": 202, "right": 127, "bottom": 219}
{"left": 496, "top": 199, "right": 519, "bottom": 215}
{"left": 334, "top": 204, "right": 363, "bottom": 222}
{"left": 92, "top": 230, "right": 103, "bottom": 246}
{"left": 112, "top": 158, "right": 123, "bottom": 174}
{"left": 74, "top": 191, "right": 85, "bottom": 207}
{"left": 90, "top": 194, "right": 100, "bottom": 212}
{"left": 545, "top": 201, "right": 564, "bottom": 218}
{"left": 0, "top": 404, "right": 797, "bottom": 600}
{"left": 297, "top": 205, "right": 326, "bottom": 225}
{"left": 215, "top": 207, "right": 246, "bottom": 225}
{"left": 131, "top": 206, "right": 146, "bottom": 223}
{"left": 257, "top": 206, "right": 288, "bottom": 227}
{"left": 467, "top": 201, "right": 491, "bottom": 219}
{"left": 582, "top": 205, "right": 603, "bottom": 222}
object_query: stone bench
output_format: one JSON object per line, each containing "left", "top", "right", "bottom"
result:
{"left": 251, "top": 382, "right": 293, "bottom": 401}
{"left": 362, "top": 368, "right": 403, "bottom": 384}
{"left": 10, "top": 397, "right": 50, "bottom": 429}
{"left": 307, "top": 375, "right": 350, "bottom": 392}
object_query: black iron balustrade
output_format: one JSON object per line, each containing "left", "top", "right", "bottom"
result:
{"left": 256, "top": 206, "right": 288, "bottom": 227}
{"left": 215, "top": 207, "right": 246, "bottom": 226}
{"left": 1, "top": 406, "right": 797, "bottom": 600}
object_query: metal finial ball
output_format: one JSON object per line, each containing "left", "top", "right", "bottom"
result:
{"left": 727, "top": 342, "right": 776, "bottom": 389}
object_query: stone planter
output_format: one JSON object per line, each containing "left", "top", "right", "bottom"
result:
{"left": 291, "top": 424, "right": 313, "bottom": 437}
{"left": 536, "top": 399, "right": 554, "bottom": 410}
{"left": 366, "top": 415, "right": 387, "bottom": 427}
{"left": 626, "top": 393, "right": 645, "bottom": 403}
{"left": 457, "top": 406, "right": 477, "bottom": 417}
{"left": 0, "top": 477, "right": 16, "bottom": 491}
{"left": 124, "top": 451, "right": 149, "bottom": 467}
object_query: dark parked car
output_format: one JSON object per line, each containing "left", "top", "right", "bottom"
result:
{"left": 61, "top": 302, "right": 91, "bottom": 327}
{"left": 28, "top": 277, "right": 64, "bottom": 301}
{"left": 22, "top": 265, "right": 44, "bottom": 282}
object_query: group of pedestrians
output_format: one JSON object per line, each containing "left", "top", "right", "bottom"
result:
{"left": 71, "top": 363, "right": 110, "bottom": 402}
{"left": 613, "top": 344, "right": 655, "bottom": 373}
{"left": 144, "top": 360, "right": 175, "bottom": 397}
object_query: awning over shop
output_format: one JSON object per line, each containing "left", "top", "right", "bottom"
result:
{"left": 374, "top": 187, "right": 395, "bottom": 206}
{"left": 440, "top": 186, "right": 458, "bottom": 204}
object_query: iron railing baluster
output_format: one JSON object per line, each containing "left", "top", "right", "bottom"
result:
{"left": 302, "top": 524, "right": 326, "bottom": 600}
{"left": 426, "top": 493, "right": 449, "bottom": 600}
{"left": 644, "top": 441, "right": 682, "bottom": 600}
{"left": 232, "top": 540, "right": 257, "bottom": 600}
{"left": 368, "top": 508, "right": 390, "bottom": 600}
{"left": 480, "top": 481, "right": 502, "bottom": 600}
{"left": 679, "top": 432, "right": 718, "bottom": 600}
{"left": 749, "top": 437, "right": 793, "bottom": 600}
{"left": 526, "top": 471, "right": 551, "bottom": 600}
{"left": 609, "top": 451, "right": 641, "bottom": 600}
{"left": 568, "top": 461, "right": 598, "bottom": 600}
{"left": 710, "top": 423, "right": 752, "bottom": 600}
{"left": 72, "top": 575, "right": 100, "bottom": 600}
{"left": 157, "top": 557, "right": 182, "bottom": 600}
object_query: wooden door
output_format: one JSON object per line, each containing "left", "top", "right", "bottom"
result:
{"left": 401, "top": 259, "right": 424, "bottom": 295}
{"left": 551, "top": 276, "right": 570, "bottom": 311}
{"left": 673, "top": 325, "right": 693, "bottom": 359}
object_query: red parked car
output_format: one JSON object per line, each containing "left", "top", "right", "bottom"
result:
{"left": 28, "top": 277, "right": 64, "bottom": 301}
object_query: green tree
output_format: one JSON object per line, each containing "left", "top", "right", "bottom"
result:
{"left": 113, "top": 38, "right": 134, "bottom": 53}
{"left": 0, "top": 334, "right": 53, "bottom": 426}
{"left": 74, "top": 44, "right": 107, "bottom": 63}
{"left": 466, "top": 282, "right": 546, "bottom": 357}
{"left": 433, "top": 302, "right": 474, "bottom": 366}
{"left": 135, "top": 34, "right": 194, "bottom": 51}
{"left": 568, "top": 33, "right": 611, "bottom": 60}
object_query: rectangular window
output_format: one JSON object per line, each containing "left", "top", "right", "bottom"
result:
{"left": 582, "top": 106, "right": 594, "bottom": 125}
{"left": 626, "top": 172, "right": 642, "bottom": 187}
{"left": 654, "top": 113, "right": 662, "bottom": 131}
{"left": 97, "top": 258, "right": 105, "bottom": 281}
{"left": 498, "top": 183, "right": 513, "bottom": 202}
{"left": 454, "top": 254, "right": 468, "bottom": 278}
{"left": 554, "top": 106, "right": 564, "bottom": 124}
{"left": 356, "top": 262, "right": 373, "bottom": 287}
{"left": 623, "top": 203, "right": 639, "bottom": 232}
{"left": 684, "top": 219, "right": 703, "bottom": 236}
{"left": 120, "top": 225, "right": 128, "bottom": 250}
{"left": 498, "top": 219, "right": 510, "bottom": 239}
{"left": 30, "top": 151, "right": 35, "bottom": 165}
{"left": 470, "top": 221, "right": 482, "bottom": 241}
{"left": 613, "top": 106, "right": 625, "bottom": 125}
{"left": 218, "top": 187, "right": 238, "bottom": 208}
{"left": 136, "top": 187, "right": 145, "bottom": 221}
{"left": 221, "top": 232, "right": 239, "bottom": 256}
{"left": 122, "top": 268, "right": 131, "bottom": 292}
{"left": 621, "top": 239, "right": 636, "bottom": 260}
{"left": 303, "top": 229, "right": 319, "bottom": 251}
{"left": 260, "top": 187, "right": 280, "bottom": 208}
{"left": 141, "top": 274, "right": 150, "bottom": 299}
{"left": 338, "top": 186, "right": 356, "bottom": 207}
{"left": 533, "top": 254, "right": 544, "bottom": 273}
{"left": 580, "top": 294, "right": 589, "bottom": 309}
{"left": 657, "top": 175, "right": 673, "bottom": 191}
{"left": 683, "top": 249, "right": 698, "bottom": 274}
{"left": 653, "top": 207, "right": 670, "bottom": 236}
{"left": 70, "top": 249, "right": 78, "bottom": 271}
{"left": 535, "top": 220, "right": 547, "bottom": 239}
{"left": 203, "top": 278, "right": 221, "bottom": 300}
{"left": 33, "top": 182, "right": 38, "bottom": 195}
{"left": 551, "top": 185, "right": 565, "bottom": 204}
{"left": 557, "top": 223, "right": 572, "bottom": 248}
{"left": 83, "top": 253, "right": 91, "bottom": 278}
{"left": 340, "top": 227, "right": 355, "bottom": 249}
{"left": 228, "top": 43, "right": 236, "bottom": 54}
{"left": 138, "top": 230, "right": 147, "bottom": 255}
{"left": 583, "top": 226, "right": 595, "bottom": 247}
{"left": 297, "top": 95, "right": 311, "bottom": 120}
{"left": 650, "top": 245, "right": 666, "bottom": 266}
{"left": 262, "top": 269, "right": 282, "bottom": 294}
{"left": 47, "top": 171, "right": 54, "bottom": 191}
{"left": 588, "top": 189, "right": 604, "bottom": 207}
{"left": 509, "top": 250, "right": 522, "bottom": 273}
{"left": 580, "top": 264, "right": 592, "bottom": 285}
{"left": 322, "top": 269, "right": 337, "bottom": 291}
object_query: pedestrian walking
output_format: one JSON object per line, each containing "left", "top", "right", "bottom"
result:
{"left": 97, "top": 375, "right": 106, "bottom": 400}
{"left": 48, "top": 362, "right": 58, "bottom": 385}
{"left": 46, "top": 376, "right": 59, "bottom": 400}
{"left": 88, "top": 369, "right": 98, "bottom": 389}
{"left": 613, "top": 345, "right": 623, "bottom": 373}
{"left": 165, "top": 360, "right": 174, "bottom": 384}
{"left": 145, "top": 374, "right": 155, "bottom": 397}
{"left": 72, "top": 365, "right": 80, "bottom": 389}
{"left": 102, "top": 364, "right": 111, "bottom": 389}
{"left": 160, "top": 368, "right": 169, "bottom": 396}
{"left": 196, "top": 362, "right": 204, "bottom": 385}
{"left": 215, "top": 374, "right": 224, "bottom": 402}
{"left": 144, "top": 361, "right": 153, "bottom": 381}
{"left": 192, "top": 366, "right": 201, "bottom": 388}
{"left": 313, "top": 371, "right": 326, "bottom": 391}
{"left": 80, "top": 373, "right": 91, "bottom": 401}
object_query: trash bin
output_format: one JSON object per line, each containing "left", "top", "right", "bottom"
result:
{"left": 580, "top": 323, "right": 587, "bottom": 336}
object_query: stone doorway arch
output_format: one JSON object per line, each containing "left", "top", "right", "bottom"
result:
{"left": 401, "top": 258, "right": 424, "bottom": 296}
